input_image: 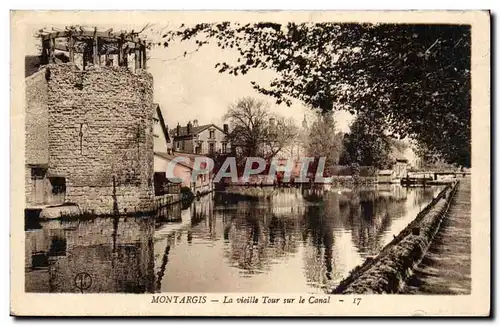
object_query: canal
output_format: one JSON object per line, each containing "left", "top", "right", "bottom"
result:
{"left": 25, "top": 185, "right": 443, "bottom": 293}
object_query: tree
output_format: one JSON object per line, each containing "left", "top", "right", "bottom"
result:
{"left": 340, "top": 112, "right": 392, "bottom": 169}
{"left": 224, "top": 97, "right": 297, "bottom": 162}
{"left": 306, "top": 111, "right": 344, "bottom": 175}
{"left": 161, "top": 23, "right": 471, "bottom": 166}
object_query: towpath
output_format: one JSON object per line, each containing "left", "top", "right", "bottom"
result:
{"left": 404, "top": 178, "right": 471, "bottom": 294}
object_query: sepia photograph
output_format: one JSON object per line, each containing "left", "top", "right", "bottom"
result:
{"left": 10, "top": 10, "right": 490, "bottom": 316}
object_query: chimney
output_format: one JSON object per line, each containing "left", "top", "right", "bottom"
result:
{"left": 187, "top": 121, "right": 192, "bottom": 134}
{"left": 176, "top": 123, "right": 181, "bottom": 136}
{"left": 223, "top": 123, "right": 229, "bottom": 133}
{"left": 193, "top": 119, "right": 198, "bottom": 127}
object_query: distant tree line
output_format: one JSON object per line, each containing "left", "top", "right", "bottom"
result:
{"left": 224, "top": 97, "right": 407, "bottom": 175}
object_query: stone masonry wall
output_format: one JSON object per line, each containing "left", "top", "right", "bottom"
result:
{"left": 46, "top": 64, "right": 154, "bottom": 214}
{"left": 25, "top": 69, "right": 49, "bottom": 204}
{"left": 25, "top": 68, "right": 49, "bottom": 165}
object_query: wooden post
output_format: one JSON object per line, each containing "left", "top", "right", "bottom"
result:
{"left": 118, "top": 37, "right": 124, "bottom": 66}
{"left": 49, "top": 37, "right": 55, "bottom": 63}
{"left": 68, "top": 35, "right": 75, "bottom": 63}
{"left": 135, "top": 44, "right": 140, "bottom": 71}
{"left": 105, "top": 48, "right": 110, "bottom": 66}
{"left": 123, "top": 47, "right": 128, "bottom": 68}
{"left": 41, "top": 39, "right": 48, "bottom": 64}
{"left": 93, "top": 29, "right": 99, "bottom": 65}
{"left": 141, "top": 43, "right": 147, "bottom": 69}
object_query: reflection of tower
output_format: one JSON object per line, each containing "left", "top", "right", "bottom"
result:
{"left": 27, "top": 217, "right": 156, "bottom": 293}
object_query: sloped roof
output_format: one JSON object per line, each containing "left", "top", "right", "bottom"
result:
{"left": 154, "top": 104, "right": 170, "bottom": 143}
{"left": 154, "top": 151, "right": 212, "bottom": 170}
{"left": 377, "top": 169, "right": 394, "bottom": 176}
{"left": 170, "top": 123, "right": 226, "bottom": 138}
{"left": 154, "top": 152, "right": 192, "bottom": 169}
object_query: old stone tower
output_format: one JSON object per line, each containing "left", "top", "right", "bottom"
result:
{"left": 25, "top": 28, "right": 155, "bottom": 214}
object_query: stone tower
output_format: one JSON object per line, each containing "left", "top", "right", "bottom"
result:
{"left": 25, "top": 28, "right": 155, "bottom": 214}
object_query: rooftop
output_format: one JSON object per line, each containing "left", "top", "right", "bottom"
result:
{"left": 170, "top": 123, "right": 226, "bottom": 138}
{"left": 36, "top": 26, "right": 149, "bottom": 71}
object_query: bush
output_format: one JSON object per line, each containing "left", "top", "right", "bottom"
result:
{"left": 180, "top": 186, "right": 192, "bottom": 194}
{"left": 180, "top": 186, "right": 195, "bottom": 202}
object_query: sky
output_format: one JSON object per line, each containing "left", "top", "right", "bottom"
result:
{"left": 147, "top": 40, "right": 354, "bottom": 131}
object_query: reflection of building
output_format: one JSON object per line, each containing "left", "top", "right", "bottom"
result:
{"left": 171, "top": 120, "right": 230, "bottom": 155}
{"left": 270, "top": 189, "right": 306, "bottom": 216}
{"left": 25, "top": 217, "right": 155, "bottom": 293}
{"left": 223, "top": 203, "right": 301, "bottom": 274}
{"left": 376, "top": 184, "right": 408, "bottom": 200}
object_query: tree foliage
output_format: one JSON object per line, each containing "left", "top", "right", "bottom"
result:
{"left": 224, "top": 97, "right": 297, "bottom": 161}
{"left": 162, "top": 22, "right": 471, "bottom": 167}
{"left": 306, "top": 111, "right": 344, "bottom": 174}
{"left": 339, "top": 112, "right": 393, "bottom": 169}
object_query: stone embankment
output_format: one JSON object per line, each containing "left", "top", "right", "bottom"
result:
{"left": 403, "top": 178, "right": 471, "bottom": 294}
{"left": 332, "top": 181, "right": 459, "bottom": 294}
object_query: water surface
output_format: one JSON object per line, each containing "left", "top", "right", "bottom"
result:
{"left": 25, "top": 185, "right": 442, "bottom": 293}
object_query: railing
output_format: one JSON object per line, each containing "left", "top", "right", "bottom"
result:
{"left": 163, "top": 183, "right": 181, "bottom": 194}
{"left": 155, "top": 183, "right": 181, "bottom": 196}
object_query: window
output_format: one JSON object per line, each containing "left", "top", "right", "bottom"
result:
{"left": 31, "top": 167, "right": 47, "bottom": 179}
{"left": 209, "top": 143, "right": 215, "bottom": 154}
{"left": 49, "top": 177, "right": 66, "bottom": 195}
{"left": 154, "top": 172, "right": 167, "bottom": 196}
{"left": 195, "top": 145, "right": 201, "bottom": 154}
{"left": 209, "top": 130, "right": 215, "bottom": 139}
{"left": 222, "top": 142, "right": 227, "bottom": 153}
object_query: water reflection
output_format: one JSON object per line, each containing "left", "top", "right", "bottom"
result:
{"left": 25, "top": 216, "right": 155, "bottom": 293}
{"left": 25, "top": 185, "right": 442, "bottom": 293}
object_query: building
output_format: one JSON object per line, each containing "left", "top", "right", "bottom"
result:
{"left": 171, "top": 120, "right": 230, "bottom": 155}
{"left": 154, "top": 152, "right": 213, "bottom": 196}
{"left": 153, "top": 104, "right": 172, "bottom": 156}
{"left": 377, "top": 170, "right": 395, "bottom": 184}
{"left": 25, "top": 28, "right": 155, "bottom": 214}
{"left": 393, "top": 158, "right": 409, "bottom": 179}
{"left": 153, "top": 108, "right": 212, "bottom": 196}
